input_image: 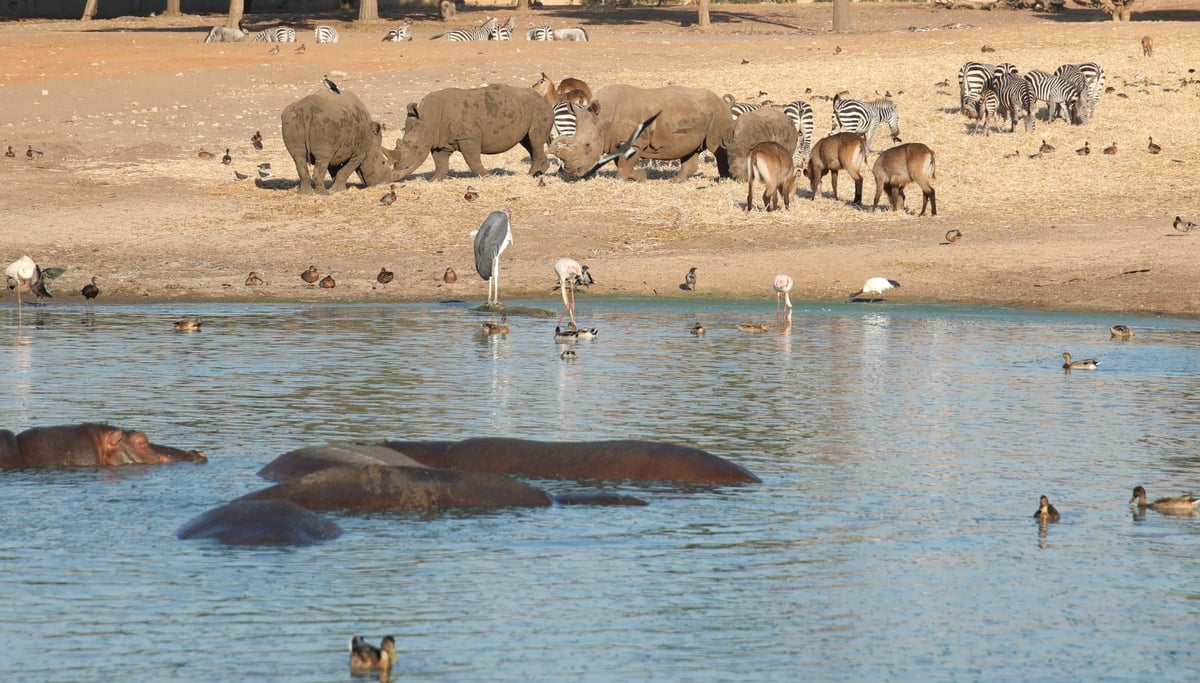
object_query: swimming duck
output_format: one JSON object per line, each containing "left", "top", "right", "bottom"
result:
{"left": 690, "top": 322, "right": 706, "bottom": 335}
{"left": 944, "top": 229, "right": 962, "bottom": 244}
{"left": 1103, "top": 141, "right": 1118, "bottom": 155}
{"left": 1109, "top": 324, "right": 1132, "bottom": 339}
{"left": 319, "top": 274, "right": 336, "bottom": 289}
{"left": 1061, "top": 352, "right": 1099, "bottom": 370}
{"left": 349, "top": 635, "right": 396, "bottom": 673}
{"left": 554, "top": 326, "right": 580, "bottom": 342}
{"left": 443, "top": 267, "right": 458, "bottom": 284}
{"left": 245, "top": 271, "right": 264, "bottom": 286}
{"left": 1129, "top": 486, "right": 1200, "bottom": 513}
{"left": 560, "top": 349, "right": 577, "bottom": 360}
{"left": 301, "top": 266, "right": 320, "bottom": 284}
{"left": 1147, "top": 136, "right": 1161, "bottom": 154}
{"left": 377, "top": 267, "right": 394, "bottom": 284}
{"left": 173, "top": 317, "right": 202, "bottom": 332}
{"left": 81, "top": 276, "right": 100, "bottom": 303}
{"left": 1034, "top": 495, "right": 1061, "bottom": 523}
{"left": 481, "top": 315, "right": 508, "bottom": 335}
{"left": 737, "top": 323, "right": 770, "bottom": 333}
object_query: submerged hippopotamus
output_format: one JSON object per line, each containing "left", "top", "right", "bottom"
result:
{"left": 380, "top": 438, "right": 760, "bottom": 484}
{"left": 176, "top": 500, "right": 342, "bottom": 546}
{"left": 0, "top": 423, "right": 206, "bottom": 468}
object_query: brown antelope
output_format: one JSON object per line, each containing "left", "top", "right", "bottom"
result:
{"left": 1141, "top": 35, "right": 1153, "bottom": 58}
{"left": 745, "top": 141, "right": 796, "bottom": 212}
{"left": 804, "top": 132, "right": 867, "bottom": 205}
{"left": 533, "top": 73, "right": 593, "bottom": 107}
{"left": 871, "top": 142, "right": 937, "bottom": 217}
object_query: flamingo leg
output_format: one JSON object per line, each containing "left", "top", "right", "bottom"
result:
{"left": 557, "top": 282, "right": 570, "bottom": 325}
{"left": 785, "top": 293, "right": 793, "bottom": 321}
{"left": 568, "top": 282, "right": 577, "bottom": 325}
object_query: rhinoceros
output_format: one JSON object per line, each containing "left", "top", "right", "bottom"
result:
{"left": 717, "top": 107, "right": 799, "bottom": 183}
{"left": 280, "top": 89, "right": 401, "bottom": 195}
{"left": 549, "top": 85, "right": 733, "bottom": 182}
{"left": 391, "top": 84, "right": 553, "bottom": 181}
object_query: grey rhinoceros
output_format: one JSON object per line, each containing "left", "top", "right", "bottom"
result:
{"left": 549, "top": 85, "right": 734, "bottom": 182}
{"left": 717, "top": 107, "right": 799, "bottom": 183}
{"left": 281, "top": 89, "right": 400, "bottom": 195}
{"left": 392, "top": 84, "right": 553, "bottom": 181}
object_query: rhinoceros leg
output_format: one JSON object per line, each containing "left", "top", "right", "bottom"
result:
{"left": 521, "top": 136, "right": 550, "bottom": 176}
{"left": 431, "top": 150, "right": 454, "bottom": 181}
{"left": 614, "top": 152, "right": 647, "bottom": 182}
{"left": 291, "top": 153, "right": 316, "bottom": 195}
{"left": 673, "top": 153, "right": 700, "bottom": 183}
{"left": 328, "top": 150, "right": 366, "bottom": 193}
{"left": 456, "top": 141, "right": 489, "bottom": 178}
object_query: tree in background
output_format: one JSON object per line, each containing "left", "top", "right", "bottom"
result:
{"left": 833, "top": 0, "right": 851, "bottom": 32}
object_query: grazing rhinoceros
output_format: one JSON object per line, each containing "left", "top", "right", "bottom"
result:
{"left": 391, "top": 84, "right": 554, "bottom": 181}
{"left": 717, "top": 107, "right": 799, "bottom": 183}
{"left": 549, "top": 85, "right": 733, "bottom": 182}
{"left": 281, "top": 89, "right": 401, "bottom": 195}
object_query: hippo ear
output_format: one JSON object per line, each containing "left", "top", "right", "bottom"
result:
{"left": 102, "top": 427, "right": 124, "bottom": 449}
{"left": 405, "top": 102, "right": 419, "bottom": 119}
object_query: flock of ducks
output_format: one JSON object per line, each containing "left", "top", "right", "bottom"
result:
{"left": 1021, "top": 136, "right": 1165, "bottom": 160}
{"left": 1038, "top": 487, "right": 1200, "bottom": 526}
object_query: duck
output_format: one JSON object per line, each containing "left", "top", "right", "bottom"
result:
{"left": 481, "top": 314, "right": 508, "bottom": 335}
{"left": 944, "top": 229, "right": 962, "bottom": 244}
{"left": 251, "top": 130, "right": 263, "bottom": 150}
{"left": 442, "top": 267, "right": 458, "bottom": 284}
{"left": 377, "top": 267, "right": 394, "bottom": 284}
{"left": 554, "top": 326, "right": 580, "bottom": 342}
{"left": 233, "top": 170, "right": 249, "bottom": 181}
{"left": 568, "top": 323, "right": 598, "bottom": 339}
{"left": 463, "top": 185, "right": 479, "bottom": 202}
{"left": 379, "top": 184, "right": 397, "bottom": 206}
{"left": 221, "top": 148, "right": 232, "bottom": 165}
{"left": 1129, "top": 486, "right": 1200, "bottom": 513}
{"left": 301, "top": 266, "right": 320, "bottom": 284}
{"left": 1039, "top": 139, "right": 1055, "bottom": 154}
{"left": 349, "top": 635, "right": 396, "bottom": 673}
{"left": 737, "top": 323, "right": 770, "bottom": 333}
{"left": 1173, "top": 216, "right": 1197, "bottom": 235}
{"left": 267, "top": 45, "right": 279, "bottom": 55}
{"left": 1034, "top": 495, "right": 1061, "bottom": 523}
{"left": 1060, "top": 351, "right": 1099, "bottom": 370}
{"left": 690, "top": 322, "right": 706, "bottom": 335}
{"left": 684, "top": 266, "right": 697, "bottom": 291}
{"left": 319, "top": 274, "right": 336, "bottom": 289}
{"left": 1109, "top": 324, "right": 1132, "bottom": 339}
{"left": 1147, "top": 136, "right": 1161, "bottom": 154}
{"left": 293, "top": 42, "right": 306, "bottom": 54}
{"left": 1103, "top": 141, "right": 1118, "bottom": 155}
{"left": 560, "top": 349, "right": 577, "bottom": 360}
{"left": 197, "top": 149, "right": 215, "bottom": 160}
{"left": 1003, "top": 149, "right": 1021, "bottom": 159}
{"left": 81, "top": 276, "right": 100, "bottom": 303}
{"left": 1075, "top": 141, "right": 1090, "bottom": 156}
{"left": 245, "top": 271, "right": 264, "bottom": 286}
{"left": 173, "top": 317, "right": 202, "bottom": 332}
{"left": 4, "top": 145, "right": 14, "bottom": 158}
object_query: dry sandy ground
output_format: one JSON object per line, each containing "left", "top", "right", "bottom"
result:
{"left": 1, "top": 2, "right": 1198, "bottom": 315}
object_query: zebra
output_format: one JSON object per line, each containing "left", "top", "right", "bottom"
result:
{"left": 1055, "top": 62, "right": 1105, "bottom": 118}
{"left": 442, "top": 17, "right": 497, "bottom": 41}
{"left": 313, "top": 25, "right": 339, "bottom": 44}
{"left": 991, "top": 62, "right": 1019, "bottom": 80}
{"left": 525, "top": 26, "right": 554, "bottom": 41}
{"left": 1023, "top": 69, "right": 1085, "bottom": 128}
{"left": 964, "top": 87, "right": 999, "bottom": 135}
{"left": 958, "top": 61, "right": 994, "bottom": 114}
{"left": 550, "top": 100, "right": 578, "bottom": 141}
{"left": 783, "top": 99, "right": 814, "bottom": 167}
{"left": 383, "top": 20, "right": 413, "bottom": 42}
{"left": 251, "top": 26, "right": 297, "bottom": 43}
{"left": 1052, "top": 64, "right": 1090, "bottom": 121}
{"left": 489, "top": 16, "right": 514, "bottom": 41}
{"left": 723, "top": 94, "right": 761, "bottom": 120}
{"left": 830, "top": 94, "right": 899, "bottom": 154}
{"left": 987, "top": 72, "right": 1030, "bottom": 133}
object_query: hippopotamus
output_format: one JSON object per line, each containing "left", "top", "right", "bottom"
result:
{"left": 549, "top": 85, "right": 734, "bottom": 182}
{"left": 0, "top": 423, "right": 206, "bottom": 468}
{"left": 391, "top": 84, "right": 554, "bottom": 181}
{"left": 176, "top": 500, "right": 341, "bottom": 546}
{"left": 381, "top": 438, "right": 760, "bottom": 484}
{"left": 717, "top": 107, "right": 799, "bottom": 183}
{"left": 281, "top": 89, "right": 402, "bottom": 195}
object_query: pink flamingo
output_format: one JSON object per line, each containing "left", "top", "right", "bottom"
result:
{"left": 773, "top": 273, "right": 794, "bottom": 320}
{"left": 554, "top": 257, "right": 583, "bottom": 326}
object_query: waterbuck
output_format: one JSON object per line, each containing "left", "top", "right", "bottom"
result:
{"left": 804, "top": 132, "right": 867, "bottom": 205}
{"left": 745, "top": 141, "right": 796, "bottom": 212}
{"left": 871, "top": 143, "right": 937, "bottom": 217}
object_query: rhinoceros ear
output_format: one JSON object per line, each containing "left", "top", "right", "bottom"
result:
{"left": 405, "top": 102, "right": 419, "bottom": 119}
{"left": 588, "top": 101, "right": 600, "bottom": 115}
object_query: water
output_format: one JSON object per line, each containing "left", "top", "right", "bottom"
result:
{"left": 1, "top": 299, "right": 1198, "bottom": 682}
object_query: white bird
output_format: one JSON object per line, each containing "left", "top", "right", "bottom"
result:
{"left": 322, "top": 74, "right": 340, "bottom": 94}
{"left": 554, "top": 257, "right": 583, "bottom": 326}
{"left": 851, "top": 277, "right": 900, "bottom": 301}
{"left": 5, "top": 255, "right": 54, "bottom": 316}
{"left": 581, "top": 112, "right": 661, "bottom": 179}
{"left": 773, "top": 273, "right": 794, "bottom": 320}
{"left": 472, "top": 206, "right": 513, "bottom": 307}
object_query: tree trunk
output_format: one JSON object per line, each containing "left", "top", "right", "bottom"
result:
{"left": 227, "top": 0, "right": 244, "bottom": 29}
{"left": 164, "top": 0, "right": 181, "bottom": 16}
{"left": 516, "top": 0, "right": 529, "bottom": 10}
{"left": 697, "top": 0, "right": 710, "bottom": 29}
{"left": 832, "top": 0, "right": 851, "bottom": 33}
{"left": 358, "top": 0, "right": 378, "bottom": 21}
{"left": 81, "top": 0, "right": 98, "bottom": 20}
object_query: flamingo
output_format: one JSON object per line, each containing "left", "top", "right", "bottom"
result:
{"left": 554, "top": 257, "right": 583, "bottom": 325}
{"left": 6, "top": 255, "right": 53, "bottom": 318}
{"left": 773, "top": 273, "right": 794, "bottom": 320}
{"left": 472, "top": 206, "right": 512, "bottom": 306}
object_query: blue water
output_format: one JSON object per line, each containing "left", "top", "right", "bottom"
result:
{"left": 1, "top": 299, "right": 1198, "bottom": 681}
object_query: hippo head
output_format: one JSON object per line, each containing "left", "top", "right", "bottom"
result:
{"left": 99, "top": 426, "right": 206, "bottom": 466}
{"left": 391, "top": 102, "right": 432, "bottom": 179}
{"left": 549, "top": 109, "right": 604, "bottom": 179}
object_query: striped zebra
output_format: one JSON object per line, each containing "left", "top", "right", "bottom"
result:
{"left": 313, "top": 25, "right": 339, "bottom": 44}
{"left": 382, "top": 20, "right": 413, "bottom": 42}
{"left": 1055, "top": 62, "right": 1105, "bottom": 118}
{"left": 489, "top": 16, "right": 514, "bottom": 41}
{"left": 965, "top": 87, "right": 999, "bottom": 135}
{"left": 987, "top": 73, "right": 1031, "bottom": 133}
{"left": 958, "top": 61, "right": 994, "bottom": 114}
{"left": 251, "top": 26, "right": 297, "bottom": 43}
{"left": 830, "top": 94, "right": 899, "bottom": 154}
{"left": 783, "top": 99, "right": 814, "bottom": 166}
{"left": 1023, "top": 69, "right": 1085, "bottom": 127}
{"left": 991, "top": 62, "right": 1019, "bottom": 80}
{"left": 525, "top": 26, "right": 554, "bottom": 41}
{"left": 550, "top": 100, "right": 577, "bottom": 141}
{"left": 723, "top": 94, "right": 761, "bottom": 120}
{"left": 442, "top": 17, "right": 497, "bottom": 41}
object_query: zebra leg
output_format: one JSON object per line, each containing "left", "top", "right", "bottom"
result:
{"left": 864, "top": 122, "right": 877, "bottom": 154}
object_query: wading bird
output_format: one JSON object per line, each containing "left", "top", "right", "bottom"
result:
{"left": 850, "top": 277, "right": 900, "bottom": 302}
{"left": 773, "top": 273, "right": 794, "bottom": 320}
{"left": 81, "top": 276, "right": 100, "bottom": 303}
{"left": 5, "top": 255, "right": 54, "bottom": 315}
{"left": 473, "top": 206, "right": 512, "bottom": 306}
{"left": 554, "top": 257, "right": 583, "bottom": 326}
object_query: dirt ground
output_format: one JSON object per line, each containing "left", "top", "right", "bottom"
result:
{"left": 1, "top": 1, "right": 1198, "bottom": 316}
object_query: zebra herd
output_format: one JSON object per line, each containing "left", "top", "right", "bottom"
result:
{"left": 205, "top": 18, "right": 577, "bottom": 44}
{"left": 958, "top": 60, "right": 1106, "bottom": 135}
{"left": 436, "top": 16, "right": 588, "bottom": 42}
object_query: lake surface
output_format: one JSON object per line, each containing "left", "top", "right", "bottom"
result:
{"left": 1, "top": 298, "right": 1198, "bottom": 682}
